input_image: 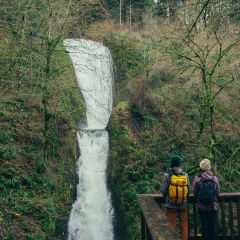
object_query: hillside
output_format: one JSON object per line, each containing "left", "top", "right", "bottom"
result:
{"left": 0, "top": 1, "right": 85, "bottom": 239}
{"left": 1, "top": 0, "right": 240, "bottom": 239}
{"left": 84, "top": 2, "right": 240, "bottom": 239}
{"left": 0, "top": 45, "right": 84, "bottom": 239}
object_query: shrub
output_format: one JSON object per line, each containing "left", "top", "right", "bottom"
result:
{"left": 0, "top": 147, "right": 16, "bottom": 161}
{"left": 0, "top": 132, "right": 11, "bottom": 144}
{"left": 103, "top": 33, "right": 143, "bottom": 82}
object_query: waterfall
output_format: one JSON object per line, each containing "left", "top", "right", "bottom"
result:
{"left": 64, "top": 39, "right": 114, "bottom": 240}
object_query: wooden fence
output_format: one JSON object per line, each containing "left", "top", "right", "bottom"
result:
{"left": 138, "top": 193, "right": 240, "bottom": 240}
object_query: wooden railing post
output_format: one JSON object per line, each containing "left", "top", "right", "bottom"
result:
{"left": 146, "top": 224, "right": 152, "bottom": 240}
{"left": 237, "top": 199, "right": 240, "bottom": 237}
{"left": 193, "top": 201, "right": 197, "bottom": 238}
{"left": 187, "top": 207, "right": 190, "bottom": 239}
{"left": 229, "top": 200, "right": 234, "bottom": 238}
{"left": 141, "top": 212, "right": 146, "bottom": 240}
{"left": 221, "top": 200, "right": 226, "bottom": 239}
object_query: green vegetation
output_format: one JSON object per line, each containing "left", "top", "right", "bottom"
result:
{"left": 0, "top": 0, "right": 85, "bottom": 239}
{"left": 1, "top": 0, "right": 239, "bottom": 239}
{"left": 108, "top": 53, "right": 240, "bottom": 238}
{"left": 94, "top": 1, "right": 240, "bottom": 239}
{"left": 0, "top": 44, "right": 84, "bottom": 239}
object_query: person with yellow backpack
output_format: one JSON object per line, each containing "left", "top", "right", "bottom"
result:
{"left": 161, "top": 155, "right": 190, "bottom": 240}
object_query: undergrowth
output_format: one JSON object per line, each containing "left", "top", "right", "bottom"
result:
{"left": 100, "top": 23, "right": 240, "bottom": 239}
{"left": 0, "top": 46, "right": 84, "bottom": 239}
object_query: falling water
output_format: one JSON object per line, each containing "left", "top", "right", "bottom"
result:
{"left": 64, "top": 39, "right": 114, "bottom": 240}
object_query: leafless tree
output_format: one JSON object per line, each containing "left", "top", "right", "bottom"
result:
{"left": 173, "top": 0, "right": 239, "bottom": 138}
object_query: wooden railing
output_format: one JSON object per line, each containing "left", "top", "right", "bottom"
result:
{"left": 138, "top": 195, "right": 180, "bottom": 240}
{"left": 138, "top": 193, "right": 240, "bottom": 240}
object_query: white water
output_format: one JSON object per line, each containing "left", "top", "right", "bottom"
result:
{"left": 64, "top": 39, "right": 114, "bottom": 240}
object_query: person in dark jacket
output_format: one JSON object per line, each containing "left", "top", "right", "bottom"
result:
{"left": 161, "top": 155, "right": 190, "bottom": 240}
{"left": 193, "top": 159, "right": 220, "bottom": 240}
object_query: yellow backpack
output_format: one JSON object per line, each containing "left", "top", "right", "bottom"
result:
{"left": 168, "top": 174, "right": 188, "bottom": 205}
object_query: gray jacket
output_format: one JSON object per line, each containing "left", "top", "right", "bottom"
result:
{"left": 161, "top": 167, "right": 191, "bottom": 209}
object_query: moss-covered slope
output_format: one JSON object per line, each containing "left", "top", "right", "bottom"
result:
{"left": 0, "top": 46, "right": 84, "bottom": 239}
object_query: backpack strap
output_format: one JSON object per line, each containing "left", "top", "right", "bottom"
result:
{"left": 182, "top": 185, "right": 185, "bottom": 204}
{"left": 175, "top": 185, "right": 179, "bottom": 205}
{"left": 199, "top": 175, "right": 204, "bottom": 185}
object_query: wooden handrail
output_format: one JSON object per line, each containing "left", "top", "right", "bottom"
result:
{"left": 138, "top": 193, "right": 240, "bottom": 240}
{"left": 138, "top": 195, "right": 180, "bottom": 240}
{"left": 140, "top": 192, "right": 240, "bottom": 201}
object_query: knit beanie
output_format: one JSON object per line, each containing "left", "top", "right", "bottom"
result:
{"left": 200, "top": 159, "right": 211, "bottom": 171}
{"left": 170, "top": 155, "right": 182, "bottom": 168}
